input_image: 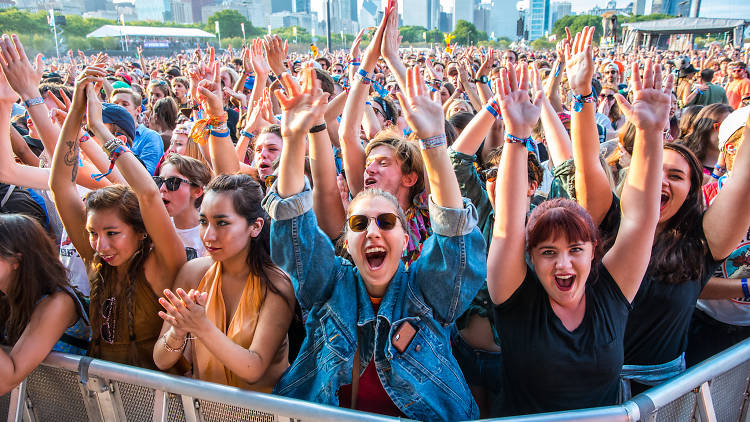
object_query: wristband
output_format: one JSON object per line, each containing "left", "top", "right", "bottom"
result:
{"left": 78, "top": 134, "right": 90, "bottom": 144}
{"left": 419, "top": 133, "right": 447, "bottom": 150}
{"left": 505, "top": 133, "right": 537, "bottom": 154}
{"left": 23, "top": 96, "right": 44, "bottom": 108}
{"left": 91, "top": 144, "right": 131, "bottom": 181}
{"left": 210, "top": 122, "right": 228, "bottom": 133}
{"left": 485, "top": 100, "right": 502, "bottom": 119}
{"left": 742, "top": 278, "right": 749, "bottom": 299}
{"left": 240, "top": 130, "right": 255, "bottom": 139}
{"left": 356, "top": 68, "right": 372, "bottom": 85}
{"left": 571, "top": 91, "right": 596, "bottom": 112}
{"left": 210, "top": 129, "right": 230, "bottom": 138}
{"left": 309, "top": 123, "right": 327, "bottom": 133}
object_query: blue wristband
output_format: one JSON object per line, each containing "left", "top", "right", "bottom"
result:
{"left": 210, "top": 129, "right": 230, "bottom": 138}
{"left": 572, "top": 91, "right": 596, "bottom": 112}
{"left": 742, "top": 278, "right": 749, "bottom": 298}
{"left": 240, "top": 130, "right": 255, "bottom": 139}
{"left": 505, "top": 133, "right": 537, "bottom": 155}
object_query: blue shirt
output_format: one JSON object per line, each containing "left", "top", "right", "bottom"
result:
{"left": 132, "top": 124, "right": 165, "bottom": 175}
{"left": 262, "top": 182, "right": 486, "bottom": 421}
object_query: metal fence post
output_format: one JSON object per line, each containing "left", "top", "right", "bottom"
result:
{"left": 696, "top": 381, "right": 717, "bottom": 422}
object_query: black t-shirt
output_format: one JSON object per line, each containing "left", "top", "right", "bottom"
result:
{"left": 598, "top": 196, "right": 721, "bottom": 365}
{"left": 493, "top": 262, "right": 631, "bottom": 416}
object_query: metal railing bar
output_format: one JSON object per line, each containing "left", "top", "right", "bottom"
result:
{"left": 635, "top": 338, "right": 750, "bottom": 409}
{"left": 153, "top": 389, "right": 168, "bottom": 422}
{"left": 479, "top": 406, "right": 632, "bottom": 421}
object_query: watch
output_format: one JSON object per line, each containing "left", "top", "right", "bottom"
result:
{"left": 474, "top": 75, "right": 489, "bottom": 84}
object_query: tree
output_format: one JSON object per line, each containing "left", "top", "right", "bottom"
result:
{"left": 206, "top": 10, "right": 262, "bottom": 40}
{"left": 399, "top": 25, "right": 429, "bottom": 43}
{"left": 551, "top": 15, "right": 602, "bottom": 43}
{"left": 452, "top": 20, "right": 488, "bottom": 45}
{"left": 531, "top": 38, "right": 555, "bottom": 50}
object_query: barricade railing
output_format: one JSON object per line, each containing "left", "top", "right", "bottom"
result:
{"left": 3, "top": 337, "right": 750, "bottom": 422}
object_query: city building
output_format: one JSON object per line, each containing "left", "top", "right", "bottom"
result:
{"left": 549, "top": 1, "right": 571, "bottom": 33}
{"left": 187, "top": 0, "right": 213, "bottom": 23}
{"left": 452, "top": 0, "right": 474, "bottom": 30}
{"left": 489, "top": 0, "right": 520, "bottom": 40}
{"left": 439, "top": 10, "right": 452, "bottom": 33}
{"left": 695, "top": 0, "right": 750, "bottom": 19}
{"left": 402, "top": 0, "right": 439, "bottom": 29}
{"left": 269, "top": 10, "right": 315, "bottom": 33}
{"left": 527, "top": 0, "right": 550, "bottom": 40}
{"left": 474, "top": 4, "right": 491, "bottom": 33}
{"left": 271, "top": 0, "right": 291, "bottom": 13}
{"left": 633, "top": 0, "right": 646, "bottom": 15}
{"left": 135, "top": 0, "right": 171, "bottom": 21}
{"left": 171, "top": 0, "right": 193, "bottom": 24}
{"left": 586, "top": 0, "right": 634, "bottom": 16}
{"left": 358, "top": 0, "right": 378, "bottom": 28}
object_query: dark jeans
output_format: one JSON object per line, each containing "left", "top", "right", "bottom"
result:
{"left": 450, "top": 324, "right": 504, "bottom": 415}
{"left": 686, "top": 309, "right": 750, "bottom": 368}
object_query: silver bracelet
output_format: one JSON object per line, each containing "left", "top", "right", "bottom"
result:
{"left": 419, "top": 133, "right": 447, "bottom": 150}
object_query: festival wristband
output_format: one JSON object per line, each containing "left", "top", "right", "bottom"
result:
{"left": 486, "top": 100, "right": 502, "bottom": 119}
{"left": 309, "top": 123, "right": 327, "bottom": 134}
{"left": 356, "top": 68, "right": 372, "bottom": 84}
{"left": 505, "top": 133, "right": 537, "bottom": 154}
{"left": 419, "top": 133, "right": 447, "bottom": 150}
{"left": 78, "top": 134, "right": 90, "bottom": 144}
{"left": 210, "top": 128, "right": 230, "bottom": 138}
{"left": 572, "top": 91, "right": 596, "bottom": 112}
{"left": 23, "top": 96, "right": 44, "bottom": 108}
{"left": 91, "top": 144, "right": 131, "bottom": 181}
{"left": 240, "top": 130, "right": 255, "bottom": 139}
{"left": 742, "top": 278, "right": 749, "bottom": 298}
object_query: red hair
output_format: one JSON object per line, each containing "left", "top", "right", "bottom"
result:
{"left": 526, "top": 199, "right": 600, "bottom": 256}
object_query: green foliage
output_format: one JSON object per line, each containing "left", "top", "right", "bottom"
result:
{"left": 620, "top": 13, "right": 673, "bottom": 23}
{"left": 452, "top": 20, "right": 488, "bottom": 45}
{"left": 478, "top": 39, "right": 511, "bottom": 49}
{"left": 273, "top": 26, "right": 313, "bottom": 44}
{"left": 531, "top": 38, "right": 556, "bottom": 50}
{"left": 399, "top": 25, "right": 429, "bottom": 43}
{"left": 206, "top": 9, "right": 262, "bottom": 39}
{"left": 551, "top": 14, "right": 602, "bottom": 43}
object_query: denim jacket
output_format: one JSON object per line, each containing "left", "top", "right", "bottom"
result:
{"left": 262, "top": 183, "right": 486, "bottom": 421}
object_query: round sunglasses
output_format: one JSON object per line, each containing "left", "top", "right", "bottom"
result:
{"left": 348, "top": 213, "right": 399, "bottom": 232}
{"left": 152, "top": 176, "right": 196, "bottom": 191}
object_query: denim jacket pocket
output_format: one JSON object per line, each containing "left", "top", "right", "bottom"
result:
{"left": 320, "top": 309, "right": 354, "bottom": 365}
{"left": 389, "top": 317, "right": 473, "bottom": 410}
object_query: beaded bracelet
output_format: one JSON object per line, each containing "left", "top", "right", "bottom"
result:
{"left": 419, "top": 133, "right": 447, "bottom": 150}
{"left": 572, "top": 91, "right": 596, "bottom": 112}
{"left": 505, "top": 133, "right": 537, "bottom": 154}
{"left": 240, "top": 130, "right": 255, "bottom": 139}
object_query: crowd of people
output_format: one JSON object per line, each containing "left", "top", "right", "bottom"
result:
{"left": 1, "top": 3, "right": 750, "bottom": 419}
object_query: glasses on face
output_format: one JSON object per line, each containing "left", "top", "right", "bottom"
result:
{"left": 482, "top": 167, "right": 498, "bottom": 183}
{"left": 348, "top": 213, "right": 398, "bottom": 232}
{"left": 153, "top": 176, "right": 195, "bottom": 191}
{"left": 600, "top": 93, "right": 615, "bottom": 100}
{"left": 101, "top": 297, "right": 117, "bottom": 344}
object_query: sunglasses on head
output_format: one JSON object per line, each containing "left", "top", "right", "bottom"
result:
{"left": 348, "top": 213, "right": 399, "bottom": 232}
{"left": 152, "top": 176, "right": 195, "bottom": 191}
{"left": 482, "top": 167, "right": 498, "bottom": 183}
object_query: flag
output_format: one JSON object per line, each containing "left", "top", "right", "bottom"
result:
{"left": 241, "top": 22, "right": 245, "bottom": 38}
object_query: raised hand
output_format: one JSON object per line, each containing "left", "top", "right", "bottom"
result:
{"left": 275, "top": 67, "right": 327, "bottom": 140}
{"left": 196, "top": 61, "right": 225, "bottom": 117}
{"left": 564, "top": 26, "right": 595, "bottom": 95}
{"left": 249, "top": 38, "right": 270, "bottom": 76}
{"left": 0, "top": 34, "right": 45, "bottom": 100}
{"left": 395, "top": 66, "right": 444, "bottom": 139}
{"left": 263, "top": 35, "right": 288, "bottom": 76}
{"left": 476, "top": 48, "right": 495, "bottom": 78}
{"left": 380, "top": 6, "right": 401, "bottom": 62}
{"left": 614, "top": 59, "right": 674, "bottom": 132}
{"left": 349, "top": 28, "right": 365, "bottom": 62}
{"left": 158, "top": 288, "right": 210, "bottom": 337}
{"left": 496, "top": 64, "right": 542, "bottom": 138}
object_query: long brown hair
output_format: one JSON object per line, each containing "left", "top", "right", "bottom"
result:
{"left": 205, "top": 174, "right": 283, "bottom": 299}
{"left": 0, "top": 214, "right": 71, "bottom": 345}
{"left": 681, "top": 103, "right": 733, "bottom": 161}
{"left": 649, "top": 143, "right": 709, "bottom": 284}
{"left": 84, "top": 185, "right": 152, "bottom": 363}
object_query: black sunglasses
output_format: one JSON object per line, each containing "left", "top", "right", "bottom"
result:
{"left": 348, "top": 213, "right": 398, "bottom": 232}
{"left": 153, "top": 176, "right": 195, "bottom": 191}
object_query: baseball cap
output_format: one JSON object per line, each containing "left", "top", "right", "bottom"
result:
{"left": 101, "top": 103, "right": 136, "bottom": 141}
{"left": 718, "top": 106, "right": 749, "bottom": 151}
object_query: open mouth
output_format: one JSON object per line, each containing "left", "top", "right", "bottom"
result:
{"left": 100, "top": 255, "right": 114, "bottom": 263}
{"left": 554, "top": 274, "right": 575, "bottom": 291}
{"left": 660, "top": 193, "right": 669, "bottom": 212}
{"left": 364, "top": 246, "right": 387, "bottom": 270}
{"left": 364, "top": 177, "right": 377, "bottom": 187}
{"left": 162, "top": 198, "right": 171, "bottom": 206}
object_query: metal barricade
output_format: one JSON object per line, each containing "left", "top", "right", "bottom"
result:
{"left": 3, "top": 338, "right": 750, "bottom": 421}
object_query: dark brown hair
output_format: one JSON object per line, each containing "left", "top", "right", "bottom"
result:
{"left": 161, "top": 153, "right": 212, "bottom": 208}
{"left": 681, "top": 103, "right": 733, "bottom": 161}
{"left": 85, "top": 185, "right": 152, "bottom": 363}
{"left": 526, "top": 198, "right": 600, "bottom": 260}
{"left": 0, "top": 214, "right": 72, "bottom": 345}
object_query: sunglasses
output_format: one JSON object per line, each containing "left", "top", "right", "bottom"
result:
{"left": 101, "top": 297, "right": 117, "bottom": 344}
{"left": 600, "top": 94, "right": 615, "bottom": 100}
{"left": 153, "top": 176, "right": 195, "bottom": 191}
{"left": 482, "top": 167, "right": 498, "bottom": 183}
{"left": 348, "top": 213, "right": 399, "bottom": 232}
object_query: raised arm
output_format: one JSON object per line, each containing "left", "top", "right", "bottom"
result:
{"left": 381, "top": 6, "right": 408, "bottom": 92}
{"left": 567, "top": 27, "right": 613, "bottom": 225}
{"left": 398, "top": 66, "right": 461, "bottom": 209}
{"left": 275, "top": 67, "right": 327, "bottom": 198}
{"left": 198, "top": 61, "right": 241, "bottom": 175}
{"left": 703, "top": 111, "right": 750, "bottom": 260}
{"left": 49, "top": 72, "right": 101, "bottom": 263}
{"left": 487, "top": 65, "right": 543, "bottom": 305}
{"left": 86, "top": 84, "right": 186, "bottom": 291}
{"left": 533, "top": 63, "right": 573, "bottom": 167}
{"left": 451, "top": 78, "right": 503, "bottom": 156}
{"left": 602, "top": 60, "right": 671, "bottom": 303}
{"left": 475, "top": 49, "right": 495, "bottom": 104}
{"left": 338, "top": 9, "right": 390, "bottom": 196}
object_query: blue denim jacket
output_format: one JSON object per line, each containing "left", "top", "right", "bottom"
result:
{"left": 262, "top": 184, "right": 487, "bottom": 421}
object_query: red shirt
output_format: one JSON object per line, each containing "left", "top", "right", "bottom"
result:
{"left": 337, "top": 297, "right": 406, "bottom": 417}
{"left": 727, "top": 77, "right": 750, "bottom": 110}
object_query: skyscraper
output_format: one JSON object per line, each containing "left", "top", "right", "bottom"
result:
{"left": 271, "top": 0, "right": 292, "bottom": 13}
{"left": 549, "top": 1, "right": 571, "bottom": 33}
{"left": 402, "top": 0, "right": 439, "bottom": 29}
{"left": 527, "top": 0, "right": 550, "bottom": 40}
{"left": 452, "top": 0, "right": 474, "bottom": 30}
{"left": 489, "top": 0, "right": 519, "bottom": 40}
